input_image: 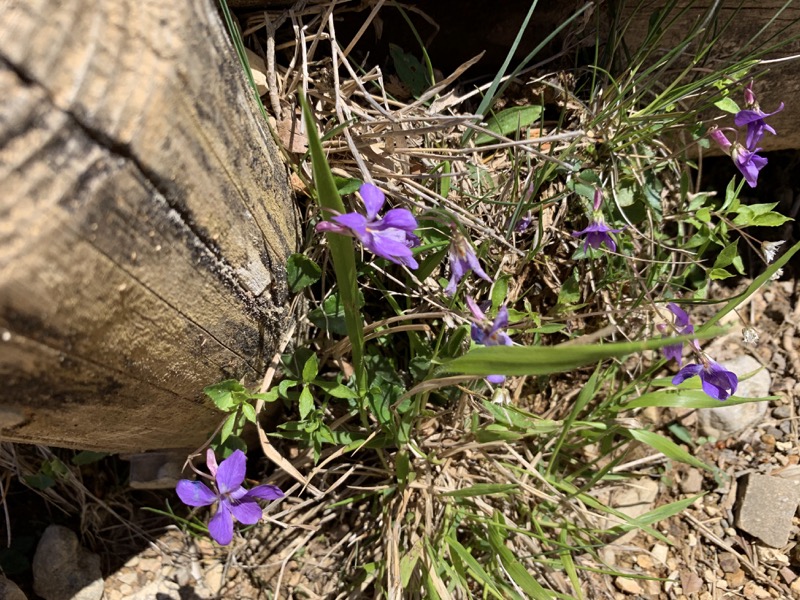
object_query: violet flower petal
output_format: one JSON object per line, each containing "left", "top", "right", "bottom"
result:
{"left": 368, "top": 232, "right": 418, "bottom": 269}
{"left": 215, "top": 450, "right": 247, "bottom": 496}
{"left": 175, "top": 480, "right": 217, "bottom": 507}
{"left": 466, "top": 296, "right": 487, "bottom": 322}
{"left": 666, "top": 303, "right": 690, "bottom": 329}
{"left": 377, "top": 208, "right": 418, "bottom": 232}
{"left": 208, "top": 504, "right": 235, "bottom": 546}
{"left": 486, "top": 374, "right": 506, "bottom": 384}
{"left": 228, "top": 499, "right": 263, "bottom": 526}
{"left": 330, "top": 212, "right": 368, "bottom": 238}
{"left": 205, "top": 448, "right": 219, "bottom": 477}
{"left": 671, "top": 363, "right": 704, "bottom": 386}
{"left": 244, "top": 484, "right": 285, "bottom": 501}
{"left": 360, "top": 183, "right": 385, "bottom": 221}
{"left": 465, "top": 249, "right": 492, "bottom": 283}
{"left": 662, "top": 344, "right": 684, "bottom": 365}
{"left": 701, "top": 362, "right": 738, "bottom": 400}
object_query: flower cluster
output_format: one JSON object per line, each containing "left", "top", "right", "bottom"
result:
{"left": 572, "top": 189, "right": 622, "bottom": 253}
{"left": 660, "top": 303, "right": 738, "bottom": 401}
{"left": 316, "top": 181, "right": 509, "bottom": 382}
{"left": 709, "top": 82, "right": 783, "bottom": 188}
{"left": 176, "top": 449, "right": 284, "bottom": 546}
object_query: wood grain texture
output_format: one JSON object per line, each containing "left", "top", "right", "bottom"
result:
{"left": 613, "top": 1, "right": 800, "bottom": 153}
{"left": 0, "top": 0, "right": 298, "bottom": 451}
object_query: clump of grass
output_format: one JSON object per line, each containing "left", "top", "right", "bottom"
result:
{"left": 176, "top": 1, "right": 800, "bottom": 597}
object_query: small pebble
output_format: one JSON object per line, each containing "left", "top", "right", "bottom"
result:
{"left": 719, "top": 552, "right": 740, "bottom": 573}
{"left": 614, "top": 576, "right": 643, "bottom": 595}
{"left": 726, "top": 569, "right": 746, "bottom": 588}
{"left": 773, "top": 405, "right": 791, "bottom": 419}
{"left": 651, "top": 543, "right": 669, "bottom": 565}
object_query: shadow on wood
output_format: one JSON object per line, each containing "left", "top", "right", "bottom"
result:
{"left": 0, "top": 0, "right": 298, "bottom": 452}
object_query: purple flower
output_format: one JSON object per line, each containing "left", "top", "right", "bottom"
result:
{"left": 445, "top": 230, "right": 492, "bottom": 295}
{"left": 467, "top": 296, "right": 512, "bottom": 384}
{"left": 709, "top": 128, "right": 767, "bottom": 188}
{"left": 176, "top": 449, "right": 284, "bottom": 546}
{"left": 731, "top": 143, "right": 768, "bottom": 188}
{"left": 316, "top": 183, "right": 420, "bottom": 269}
{"left": 672, "top": 358, "right": 738, "bottom": 401}
{"left": 572, "top": 222, "right": 622, "bottom": 252}
{"left": 659, "top": 302, "right": 698, "bottom": 366}
{"left": 734, "top": 82, "right": 783, "bottom": 149}
{"left": 572, "top": 189, "right": 622, "bottom": 253}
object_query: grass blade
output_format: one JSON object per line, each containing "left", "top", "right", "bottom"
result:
{"left": 299, "top": 94, "right": 366, "bottom": 394}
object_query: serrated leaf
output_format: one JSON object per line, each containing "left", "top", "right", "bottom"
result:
{"left": 298, "top": 386, "right": 314, "bottom": 419}
{"left": 286, "top": 254, "right": 322, "bottom": 293}
{"left": 204, "top": 380, "right": 246, "bottom": 411}
{"left": 475, "top": 105, "right": 543, "bottom": 145}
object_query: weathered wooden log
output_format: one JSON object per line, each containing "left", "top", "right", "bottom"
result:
{"left": 0, "top": 0, "right": 297, "bottom": 452}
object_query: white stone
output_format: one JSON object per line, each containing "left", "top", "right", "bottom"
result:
{"left": 698, "top": 355, "right": 770, "bottom": 439}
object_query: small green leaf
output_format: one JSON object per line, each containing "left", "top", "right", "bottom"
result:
{"left": 314, "top": 380, "right": 358, "bottom": 399}
{"left": 72, "top": 451, "right": 108, "bottom": 466}
{"left": 302, "top": 353, "right": 319, "bottom": 383}
{"left": 241, "top": 402, "right": 257, "bottom": 424}
{"left": 204, "top": 380, "right": 246, "bottom": 411}
{"left": 286, "top": 254, "right": 322, "bottom": 293}
{"left": 220, "top": 412, "right": 237, "bottom": 443}
{"left": 475, "top": 105, "right": 543, "bottom": 145}
{"left": 713, "top": 97, "right": 740, "bottom": 114}
{"left": 389, "top": 43, "right": 429, "bottom": 97}
{"left": 713, "top": 240, "right": 739, "bottom": 269}
{"left": 298, "top": 386, "right": 314, "bottom": 419}
{"left": 709, "top": 267, "right": 735, "bottom": 280}
{"left": 248, "top": 389, "right": 280, "bottom": 402}
{"left": 333, "top": 176, "right": 362, "bottom": 196}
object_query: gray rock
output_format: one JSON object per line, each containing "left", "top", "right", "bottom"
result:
{"left": 32, "top": 525, "right": 104, "bottom": 600}
{"left": 773, "top": 404, "right": 792, "bottom": 419}
{"left": 0, "top": 575, "right": 28, "bottom": 600}
{"left": 736, "top": 473, "right": 800, "bottom": 547}
{"left": 698, "top": 356, "right": 770, "bottom": 439}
